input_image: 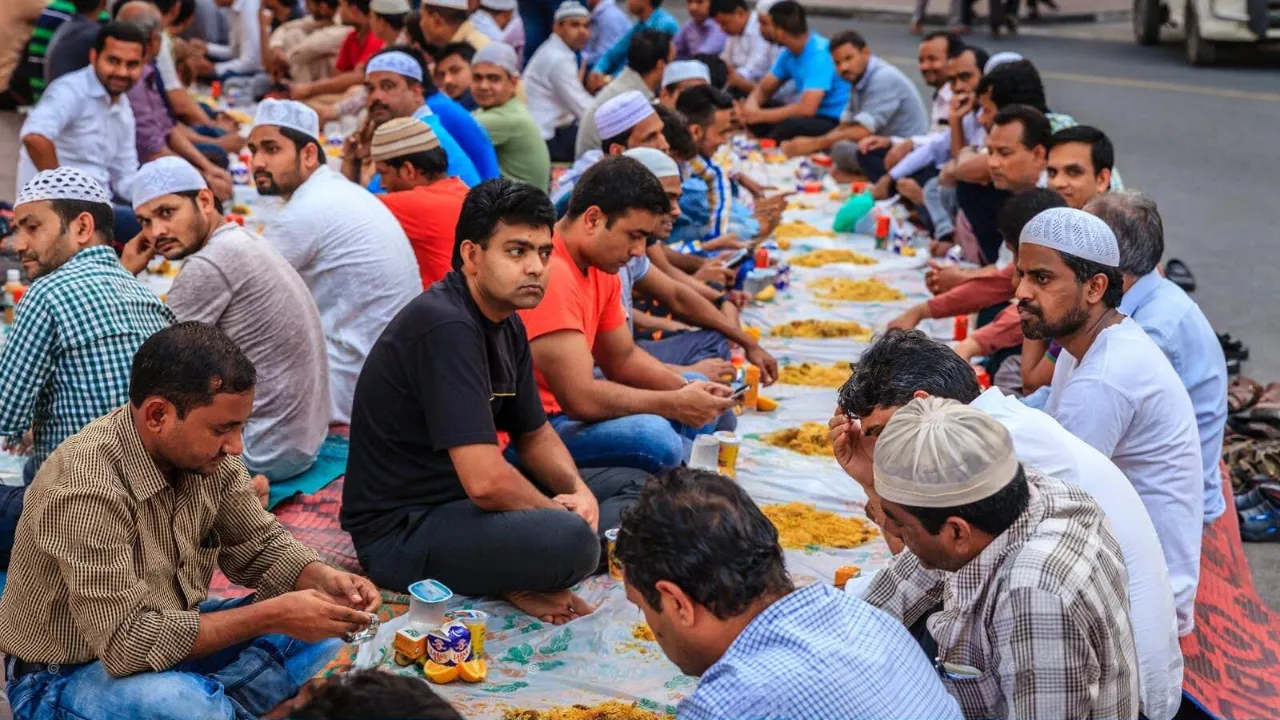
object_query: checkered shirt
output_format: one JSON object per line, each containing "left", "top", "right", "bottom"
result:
{"left": 0, "top": 406, "right": 320, "bottom": 677}
{"left": 863, "top": 471, "right": 1140, "bottom": 720}
{"left": 677, "top": 582, "right": 963, "bottom": 720}
{"left": 0, "top": 246, "right": 174, "bottom": 467}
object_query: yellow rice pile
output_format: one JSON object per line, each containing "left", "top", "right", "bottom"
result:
{"left": 505, "top": 702, "right": 671, "bottom": 720}
{"left": 761, "top": 423, "right": 833, "bottom": 456}
{"left": 810, "top": 277, "right": 905, "bottom": 303}
{"left": 775, "top": 220, "right": 835, "bottom": 240}
{"left": 770, "top": 319, "right": 871, "bottom": 340}
{"left": 777, "top": 362, "right": 854, "bottom": 388}
{"left": 761, "top": 502, "right": 880, "bottom": 550}
{"left": 789, "top": 249, "right": 876, "bottom": 268}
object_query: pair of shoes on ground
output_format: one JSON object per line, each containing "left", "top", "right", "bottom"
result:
{"left": 1237, "top": 483, "right": 1280, "bottom": 542}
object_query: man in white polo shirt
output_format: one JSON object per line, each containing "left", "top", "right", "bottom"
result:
{"left": 524, "top": 2, "right": 593, "bottom": 161}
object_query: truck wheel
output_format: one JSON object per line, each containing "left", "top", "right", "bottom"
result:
{"left": 1185, "top": 3, "right": 1219, "bottom": 65}
{"left": 1134, "top": 0, "right": 1162, "bottom": 44}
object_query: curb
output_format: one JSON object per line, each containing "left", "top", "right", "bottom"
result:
{"left": 800, "top": 3, "right": 1130, "bottom": 24}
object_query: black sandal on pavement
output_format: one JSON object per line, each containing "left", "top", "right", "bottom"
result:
{"left": 1165, "top": 258, "right": 1196, "bottom": 293}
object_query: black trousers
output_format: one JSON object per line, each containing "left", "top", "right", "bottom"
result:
{"left": 357, "top": 467, "right": 647, "bottom": 596}
{"left": 955, "top": 180, "right": 1012, "bottom": 265}
{"left": 546, "top": 123, "right": 578, "bottom": 163}
{"left": 750, "top": 115, "right": 840, "bottom": 142}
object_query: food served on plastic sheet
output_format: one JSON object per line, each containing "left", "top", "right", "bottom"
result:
{"left": 755, "top": 395, "right": 779, "bottom": 412}
{"left": 810, "top": 277, "right": 905, "bottom": 303}
{"left": 770, "top": 320, "right": 871, "bottom": 340}
{"left": 504, "top": 702, "right": 673, "bottom": 720}
{"left": 789, "top": 249, "right": 876, "bottom": 267}
{"left": 761, "top": 502, "right": 880, "bottom": 550}
{"left": 776, "top": 362, "right": 854, "bottom": 387}
{"left": 761, "top": 422, "right": 834, "bottom": 456}
{"left": 834, "top": 565, "right": 862, "bottom": 588}
{"left": 632, "top": 622, "right": 656, "bottom": 642}
{"left": 754, "top": 285, "right": 776, "bottom": 302}
{"left": 775, "top": 220, "right": 835, "bottom": 240}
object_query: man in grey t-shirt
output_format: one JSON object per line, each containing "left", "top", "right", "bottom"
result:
{"left": 44, "top": 1, "right": 105, "bottom": 86}
{"left": 128, "top": 157, "right": 330, "bottom": 492}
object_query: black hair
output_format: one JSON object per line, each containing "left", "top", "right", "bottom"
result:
{"left": 1086, "top": 192, "right": 1164, "bottom": 277}
{"left": 615, "top": 468, "right": 795, "bottom": 619}
{"left": 346, "top": 0, "right": 373, "bottom": 14}
{"left": 404, "top": 9, "right": 429, "bottom": 50}
{"left": 709, "top": 0, "right": 748, "bottom": 15}
{"left": 452, "top": 177, "right": 557, "bottom": 272}
{"left": 48, "top": 199, "right": 115, "bottom": 247}
{"left": 288, "top": 669, "right": 464, "bottom": 720}
{"left": 923, "top": 30, "right": 963, "bottom": 57}
{"left": 371, "top": 44, "right": 438, "bottom": 94}
{"left": 768, "top": 0, "right": 807, "bottom": 36}
{"left": 903, "top": 465, "right": 1031, "bottom": 536}
{"left": 837, "top": 328, "right": 980, "bottom": 419}
{"left": 279, "top": 126, "right": 324, "bottom": 164}
{"left": 829, "top": 29, "right": 867, "bottom": 52}
{"left": 76, "top": 0, "right": 107, "bottom": 13}
{"left": 129, "top": 322, "right": 257, "bottom": 418}
{"left": 627, "top": 29, "right": 672, "bottom": 75}
{"left": 992, "top": 104, "right": 1052, "bottom": 151}
{"left": 383, "top": 146, "right": 449, "bottom": 180}
{"left": 566, "top": 155, "right": 670, "bottom": 226}
{"left": 601, "top": 128, "right": 633, "bottom": 154}
{"left": 424, "top": 3, "right": 468, "bottom": 25}
{"left": 694, "top": 53, "right": 729, "bottom": 90}
{"left": 675, "top": 84, "right": 732, "bottom": 128}
{"left": 959, "top": 43, "right": 989, "bottom": 69}
{"left": 95, "top": 21, "right": 149, "bottom": 53}
{"left": 976, "top": 59, "right": 1047, "bottom": 112}
{"left": 1048, "top": 125, "right": 1114, "bottom": 174}
{"left": 997, "top": 188, "right": 1066, "bottom": 251}
{"left": 143, "top": 0, "right": 179, "bottom": 14}
{"left": 432, "top": 41, "right": 476, "bottom": 65}
{"left": 1060, "top": 251, "right": 1124, "bottom": 309}
{"left": 315, "top": 0, "right": 340, "bottom": 7}
{"left": 175, "top": 188, "right": 225, "bottom": 217}
{"left": 173, "top": 0, "right": 196, "bottom": 25}
{"left": 375, "top": 10, "right": 408, "bottom": 29}
{"left": 655, "top": 104, "right": 696, "bottom": 161}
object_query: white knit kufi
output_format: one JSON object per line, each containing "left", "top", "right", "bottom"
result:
{"left": 1019, "top": 206, "right": 1121, "bottom": 267}
{"left": 984, "top": 51, "right": 1025, "bottom": 74}
{"left": 473, "top": 42, "right": 520, "bottom": 76}
{"left": 554, "top": 1, "right": 589, "bottom": 22}
{"left": 252, "top": 99, "right": 321, "bottom": 143}
{"left": 596, "top": 90, "right": 655, "bottom": 140}
{"left": 481, "top": 0, "right": 516, "bottom": 10}
{"left": 16, "top": 167, "right": 111, "bottom": 209}
{"left": 662, "top": 60, "right": 710, "bottom": 88}
{"left": 624, "top": 147, "right": 680, "bottom": 179}
{"left": 756, "top": 0, "right": 780, "bottom": 13}
{"left": 132, "top": 156, "right": 208, "bottom": 210}
{"left": 365, "top": 50, "right": 424, "bottom": 83}
{"left": 873, "top": 397, "right": 1020, "bottom": 509}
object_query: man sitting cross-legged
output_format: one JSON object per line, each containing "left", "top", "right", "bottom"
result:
{"left": 342, "top": 178, "right": 645, "bottom": 623}
{"left": 519, "top": 156, "right": 738, "bottom": 473}
{"left": 0, "top": 322, "right": 380, "bottom": 720}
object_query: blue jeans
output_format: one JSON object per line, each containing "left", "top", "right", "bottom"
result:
{"left": 548, "top": 413, "right": 688, "bottom": 474}
{"left": 924, "top": 176, "right": 957, "bottom": 240}
{"left": 6, "top": 596, "right": 342, "bottom": 720}
{"left": 637, "top": 329, "right": 730, "bottom": 367}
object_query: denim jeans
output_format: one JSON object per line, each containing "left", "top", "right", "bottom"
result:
{"left": 924, "top": 176, "right": 957, "bottom": 240}
{"left": 637, "top": 329, "right": 730, "bottom": 367}
{"left": 5, "top": 596, "right": 343, "bottom": 720}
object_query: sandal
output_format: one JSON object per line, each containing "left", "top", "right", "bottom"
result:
{"left": 1228, "top": 376, "right": 1263, "bottom": 414}
{"left": 1165, "top": 258, "right": 1195, "bottom": 293}
{"left": 1218, "top": 333, "right": 1250, "bottom": 361}
{"left": 1250, "top": 382, "right": 1280, "bottom": 421}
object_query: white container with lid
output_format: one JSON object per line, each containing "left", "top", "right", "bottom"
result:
{"left": 407, "top": 578, "right": 453, "bottom": 631}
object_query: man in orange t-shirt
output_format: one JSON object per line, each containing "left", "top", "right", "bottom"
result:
{"left": 371, "top": 117, "right": 468, "bottom": 287}
{"left": 517, "top": 155, "right": 736, "bottom": 474}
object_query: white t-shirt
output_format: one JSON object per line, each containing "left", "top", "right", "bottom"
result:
{"left": 1045, "top": 317, "right": 1203, "bottom": 636}
{"left": 265, "top": 166, "right": 422, "bottom": 425}
{"left": 157, "top": 32, "right": 184, "bottom": 90}
{"left": 972, "top": 388, "right": 1184, "bottom": 720}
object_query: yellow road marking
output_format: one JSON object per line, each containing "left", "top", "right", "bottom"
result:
{"left": 881, "top": 55, "right": 1280, "bottom": 102}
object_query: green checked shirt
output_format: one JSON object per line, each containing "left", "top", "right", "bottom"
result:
{"left": 0, "top": 246, "right": 174, "bottom": 468}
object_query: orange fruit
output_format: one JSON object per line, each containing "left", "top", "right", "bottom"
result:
{"left": 755, "top": 396, "right": 779, "bottom": 412}
{"left": 458, "top": 658, "right": 487, "bottom": 683}
{"left": 424, "top": 661, "right": 458, "bottom": 684}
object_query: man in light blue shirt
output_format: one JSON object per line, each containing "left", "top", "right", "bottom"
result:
{"left": 585, "top": 0, "right": 634, "bottom": 67}
{"left": 614, "top": 467, "right": 962, "bottom": 720}
{"left": 740, "top": 1, "right": 850, "bottom": 141}
{"left": 589, "top": 0, "right": 679, "bottom": 79}
{"left": 1087, "top": 191, "right": 1228, "bottom": 525}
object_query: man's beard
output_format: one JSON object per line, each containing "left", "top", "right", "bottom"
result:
{"left": 1019, "top": 301, "right": 1090, "bottom": 341}
{"left": 156, "top": 214, "right": 212, "bottom": 261}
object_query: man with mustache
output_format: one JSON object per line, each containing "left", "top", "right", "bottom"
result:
{"left": 343, "top": 178, "right": 645, "bottom": 625}
{"left": 1016, "top": 206, "right": 1204, "bottom": 635}
{"left": 126, "top": 156, "right": 330, "bottom": 502}
{"left": 0, "top": 168, "right": 173, "bottom": 569}
{"left": 18, "top": 21, "right": 150, "bottom": 245}
{"left": 249, "top": 98, "right": 420, "bottom": 425}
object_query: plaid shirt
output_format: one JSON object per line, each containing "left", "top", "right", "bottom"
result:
{"left": 0, "top": 246, "right": 173, "bottom": 467}
{"left": 678, "top": 583, "right": 962, "bottom": 720}
{"left": 0, "top": 406, "right": 320, "bottom": 677}
{"left": 863, "top": 471, "right": 1140, "bottom": 720}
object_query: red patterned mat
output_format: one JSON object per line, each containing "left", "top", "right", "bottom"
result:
{"left": 1180, "top": 469, "right": 1280, "bottom": 720}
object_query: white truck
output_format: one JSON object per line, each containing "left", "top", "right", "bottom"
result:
{"left": 1132, "top": 0, "right": 1280, "bottom": 64}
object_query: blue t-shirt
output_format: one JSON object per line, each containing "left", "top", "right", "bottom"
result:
{"left": 425, "top": 92, "right": 500, "bottom": 181}
{"left": 769, "top": 33, "right": 851, "bottom": 121}
{"left": 368, "top": 111, "right": 480, "bottom": 193}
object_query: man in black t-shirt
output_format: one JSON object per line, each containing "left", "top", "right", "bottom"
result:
{"left": 341, "top": 178, "right": 646, "bottom": 625}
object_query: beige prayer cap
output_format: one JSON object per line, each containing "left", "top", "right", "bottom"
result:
{"left": 873, "top": 397, "right": 1019, "bottom": 509}
{"left": 370, "top": 117, "right": 442, "bottom": 162}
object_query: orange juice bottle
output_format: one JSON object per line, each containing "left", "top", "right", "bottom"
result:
{"left": 3, "top": 270, "right": 23, "bottom": 325}
{"left": 744, "top": 365, "right": 761, "bottom": 410}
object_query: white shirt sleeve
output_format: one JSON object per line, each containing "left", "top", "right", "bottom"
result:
{"left": 110, "top": 111, "right": 140, "bottom": 201}
{"left": 215, "top": 6, "right": 263, "bottom": 75}
{"left": 157, "top": 33, "right": 184, "bottom": 90}
{"left": 742, "top": 31, "right": 773, "bottom": 82}
{"left": 20, "top": 77, "right": 79, "bottom": 142}
{"left": 1051, "top": 375, "right": 1136, "bottom": 459}
{"left": 551, "top": 53, "right": 594, "bottom": 121}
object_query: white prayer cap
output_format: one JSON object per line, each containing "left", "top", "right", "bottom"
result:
{"left": 662, "top": 60, "right": 710, "bottom": 89}
{"left": 422, "top": 0, "right": 469, "bottom": 9}
{"left": 1020, "top": 206, "right": 1120, "bottom": 267}
{"left": 874, "top": 397, "right": 1020, "bottom": 509}
{"left": 984, "top": 51, "right": 1024, "bottom": 74}
{"left": 16, "top": 167, "right": 111, "bottom": 209}
{"left": 554, "top": 1, "right": 589, "bottom": 22}
{"left": 756, "top": 0, "right": 780, "bottom": 14}
{"left": 366, "top": 50, "right": 424, "bottom": 83}
{"left": 473, "top": 42, "right": 520, "bottom": 76}
{"left": 371, "top": 116, "right": 442, "bottom": 162}
{"left": 370, "top": 0, "right": 411, "bottom": 14}
{"left": 596, "top": 90, "right": 655, "bottom": 141}
{"left": 253, "top": 99, "right": 321, "bottom": 144}
{"left": 132, "top": 156, "right": 208, "bottom": 210}
{"left": 481, "top": 0, "right": 516, "bottom": 10}
{"left": 624, "top": 147, "right": 680, "bottom": 179}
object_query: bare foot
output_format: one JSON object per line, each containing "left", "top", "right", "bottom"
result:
{"left": 252, "top": 474, "right": 270, "bottom": 508}
{"left": 504, "top": 589, "right": 595, "bottom": 625}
